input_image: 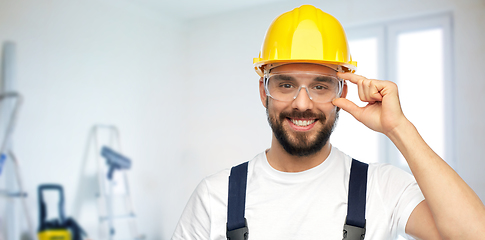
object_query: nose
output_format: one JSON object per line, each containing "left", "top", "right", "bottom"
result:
{"left": 291, "top": 86, "right": 314, "bottom": 111}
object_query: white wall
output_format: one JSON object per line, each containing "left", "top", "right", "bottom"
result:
{"left": 1, "top": 0, "right": 484, "bottom": 239}
{"left": 0, "top": 0, "right": 186, "bottom": 239}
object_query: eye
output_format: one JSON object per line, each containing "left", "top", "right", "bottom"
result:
{"left": 313, "top": 85, "right": 329, "bottom": 90}
{"left": 280, "top": 83, "right": 294, "bottom": 89}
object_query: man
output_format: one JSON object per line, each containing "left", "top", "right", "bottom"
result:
{"left": 172, "top": 5, "right": 485, "bottom": 239}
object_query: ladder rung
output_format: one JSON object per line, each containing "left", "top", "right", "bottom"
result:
{"left": 111, "top": 238, "right": 143, "bottom": 240}
{"left": 0, "top": 189, "right": 28, "bottom": 198}
{"left": 99, "top": 213, "right": 136, "bottom": 221}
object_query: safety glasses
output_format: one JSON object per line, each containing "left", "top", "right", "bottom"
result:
{"left": 264, "top": 72, "right": 343, "bottom": 103}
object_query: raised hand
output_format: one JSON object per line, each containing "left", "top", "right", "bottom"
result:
{"left": 332, "top": 72, "right": 408, "bottom": 137}
{"left": 333, "top": 73, "right": 485, "bottom": 240}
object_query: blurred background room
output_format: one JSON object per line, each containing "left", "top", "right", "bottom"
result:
{"left": 0, "top": 0, "right": 484, "bottom": 239}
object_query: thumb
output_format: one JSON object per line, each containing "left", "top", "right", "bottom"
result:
{"left": 332, "top": 98, "right": 362, "bottom": 118}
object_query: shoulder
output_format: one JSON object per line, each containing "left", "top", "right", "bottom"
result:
{"left": 367, "top": 162, "right": 416, "bottom": 185}
{"left": 365, "top": 162, "right": 421, "bottom": 200}
{"left": 197, "top": 152, "right": 265, "bottom": 200}
{"left": 172, "top": 153, "right": 264, "bottom": 240}
{"left": 199, "top": 167, "right": 230, "bottom": 200}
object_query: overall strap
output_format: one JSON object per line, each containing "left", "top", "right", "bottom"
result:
{"left": 226, "top": 161, "right": 249, "bottom": 240}
{"left": 343, "top": 158, "right": 369, "bottom": 240}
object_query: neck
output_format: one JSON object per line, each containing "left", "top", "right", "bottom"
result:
{"left": 266, "top": 135, "right": 332, "bottom": 172}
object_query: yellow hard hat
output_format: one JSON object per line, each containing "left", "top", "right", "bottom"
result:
{"left": 253, "top": 5, "right": 357, "bottom": 77}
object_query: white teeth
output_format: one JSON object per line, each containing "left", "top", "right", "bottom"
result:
{"left": 291, "top": 119, "right": 315, "bottom": 127}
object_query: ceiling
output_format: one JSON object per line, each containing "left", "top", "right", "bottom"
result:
{"left": 124, "top": 0, "right": 290, "bottom": 20}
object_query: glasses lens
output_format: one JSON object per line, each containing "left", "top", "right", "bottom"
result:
{"left": 266, "top": 73, "right": 340, "bottom": 103}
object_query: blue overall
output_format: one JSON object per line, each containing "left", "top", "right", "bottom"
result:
{"left": 226, "top": 159, "right": 368, "bottom": 240}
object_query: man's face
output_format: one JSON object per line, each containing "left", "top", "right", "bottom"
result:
{"left": 260, "top": 63, "right": 346, "bottom": 156}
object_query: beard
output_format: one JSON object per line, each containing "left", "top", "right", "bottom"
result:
{"left": 267, "top": 107, "right": 338, "bottom": 157}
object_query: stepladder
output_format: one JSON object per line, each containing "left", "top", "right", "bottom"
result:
{"left": 87, "top": 125, "right": 144, "bottom": 240}
{"left": 0, "top": 92, "right": 36, "bottom": 240}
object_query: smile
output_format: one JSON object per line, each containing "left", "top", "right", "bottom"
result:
{"left": 290, "top": 119, "right": 316, "bottom": 127}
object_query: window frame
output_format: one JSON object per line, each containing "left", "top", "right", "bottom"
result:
{"left": 344, "top": 12, "right": 455, "bottom": 170}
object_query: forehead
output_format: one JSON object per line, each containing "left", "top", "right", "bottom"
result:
{"left": 270, "top": 63, "right": 337, "bottom": 75}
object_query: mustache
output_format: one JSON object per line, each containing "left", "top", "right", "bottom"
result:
{"left": 279, "top": 110, "right": 326, "bottom": 121}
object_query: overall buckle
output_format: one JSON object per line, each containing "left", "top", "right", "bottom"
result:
{"left": 342, "top": 222, "right": 366, "bottom": 240}
{"left": 226, "top": 219, "right": 248, "bottom": 240}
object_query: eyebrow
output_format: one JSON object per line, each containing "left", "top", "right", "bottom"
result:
{"left": 271, "top": 74, "right": 337, "bottom": 84}
{"left": 272, "top": 74, "right": 296, "bottom": 81}
{"left": 314, "top": 76, "right": 337, "bottom": 83}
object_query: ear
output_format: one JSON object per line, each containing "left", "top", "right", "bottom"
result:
{"left": 340, "top": 81, "right": 348, "bottom": 99}
{"left": 259, "top": 77, "right": 268, "bottom": 108}
{"left": 335, "top": 81, "right": 348, "bottom": 112}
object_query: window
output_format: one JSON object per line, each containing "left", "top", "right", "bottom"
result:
{"left": 332, "top": 13, "right": 454, "bottom": 171}
{"left": 331, "top": 36, "right": 382, "bottom": 163}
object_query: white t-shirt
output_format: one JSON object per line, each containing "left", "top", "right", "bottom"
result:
{"left": 172, "top": 147, "right": 424, "bottom": 240}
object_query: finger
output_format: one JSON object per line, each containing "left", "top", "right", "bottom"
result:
{"left": 363, "top": 80, "right": 373, "bottom": 102}
{"left": 347, "top": 76, "right": 384, "bottom": 103}
{"left": 367, "top": 80, "right": 383, "bottom": 102}
{"left": 357, "top": 79, "right": 366, "bottom": 102}
{"left": 364, "top": 79, "right": 383, "bottom": 103}
{"left": 339, "top": 72, "right": 390, "bottom": 103}
{"left": 337, "top": 72, "right": 366, "bottom": 84}
{"left": 332, "top": 98, "right": 362, "bottom": 120}
{"left": 355, "top": 78, "right": 379, "bottom": 103}
{"left": 339, "top": 72, "right": 373, "bottom": 102}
